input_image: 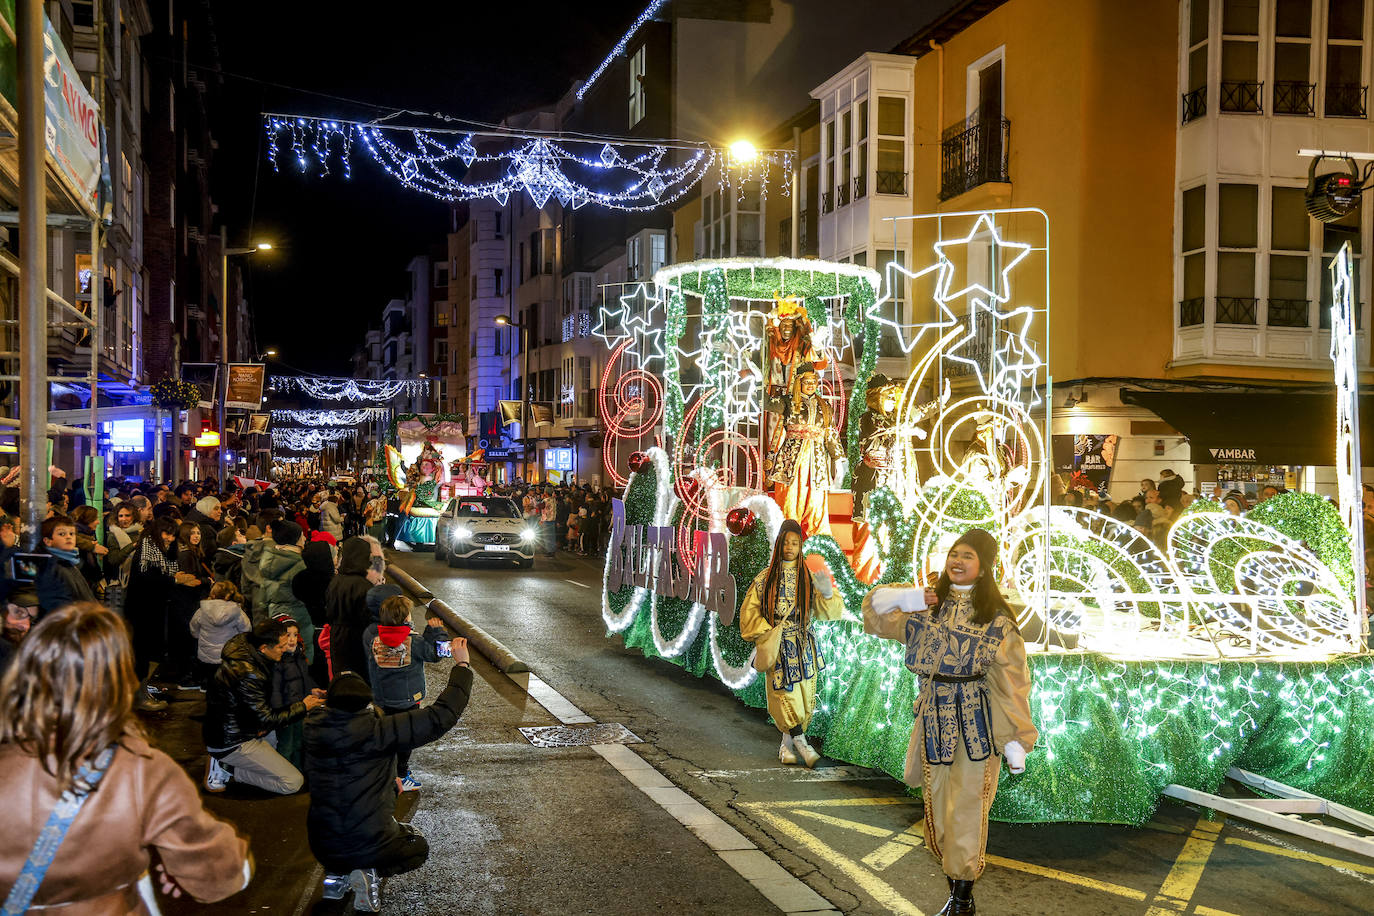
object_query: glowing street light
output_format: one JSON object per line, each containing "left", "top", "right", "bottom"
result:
{"left": 729, "top": 140, "right": 757, "bottom": 163}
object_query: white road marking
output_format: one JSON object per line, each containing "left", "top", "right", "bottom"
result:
{"left": 563, "top": 578, "right": 592, "bottom": 588}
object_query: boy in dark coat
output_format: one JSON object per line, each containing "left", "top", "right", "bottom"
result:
{"left": 303, "top": 641, "right": 471, "bottom": 912}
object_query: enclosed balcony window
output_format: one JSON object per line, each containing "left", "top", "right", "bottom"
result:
{"left": 1326, "top": 0, "right": 1367, "bottom": 117}
{"left": 1274, "top": 0, "right": 1315, "bottom": 114}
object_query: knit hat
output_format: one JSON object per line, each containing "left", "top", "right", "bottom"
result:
{"left": 950, "top": 527, "right": 999, "bottom": 576}
{"left": 269, "top": 519, "right": 303, "bottom": 546}
{"left": 326, "top": 672, "right": 373, "bottom": 712}
{"left": 196, "top": 496, "right": 221, "bottom": 516}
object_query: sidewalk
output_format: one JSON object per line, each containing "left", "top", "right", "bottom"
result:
{"left": 144, "top": 609, "right": 781, "bottom": 914}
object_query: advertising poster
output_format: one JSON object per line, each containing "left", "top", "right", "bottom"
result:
{"left": 1053, "top": 433, "right": 1119, "bottom": 492}
{"left": 246, "top": 413, "right": 270, "bottom": 435}
{"left": 225, "top": 363, "right": 266, "bottom": 410}
{"left": 180, "top": 363, "right": 219, "bottom": 410}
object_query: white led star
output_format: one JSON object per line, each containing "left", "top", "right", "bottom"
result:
{"left": 933, "top": 212, "right": 1031, "bottom": 304}
{"left": 866, "top": 257, "right": 960, "bottom": 356}
{"left": 596, "top": 284, "right": 666, "bottom": 368}
{"left": 942, "top": 297, "right": 1043, "bottom": 407}
{"left": 686, "top": 309, "right": 764, "bottom": 424}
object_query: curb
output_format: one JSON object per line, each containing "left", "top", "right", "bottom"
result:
{"left": 386, "top": 563, "right": 530, "bottom": 673}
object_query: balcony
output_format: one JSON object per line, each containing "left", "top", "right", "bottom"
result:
{"left": 1219, "top": 80, "right": 1263, "bottom": 113}
{"left": 1273, "top": 81, "right": 1315, "bottom": 115}
{"left": 1181, "top": 87, "right": 1207, "bottom": 124}
{"left": 875, "top": 170, "right": 907, "bottom": 195}
{"left": 939, "top": 115, "right": 1010, "bottom": 201}
{"left": 1215, "top": 296, "right": 1258, "bottom": 325}
{"left": 1266, "top": 298, "right": 1309, "bottom": 328}
{"left": 1179, "top": 297, "right": 1205, "bottom": 327}
{"left": 1325, "top": 83, "right": 1368, "bottom": 118}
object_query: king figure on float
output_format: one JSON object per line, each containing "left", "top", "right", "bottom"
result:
{"left": 765, "top": 364, "right": 846, "bottom": 536}
{"left": 862, "top": 528, "right": 1037, "bottom": 916}
{"left": 738, "top": 519, "right": 844, "bottom": 768}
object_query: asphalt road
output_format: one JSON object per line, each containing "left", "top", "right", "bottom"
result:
{"left": 390, "top": 545, "right": 1374, "bottom": 916}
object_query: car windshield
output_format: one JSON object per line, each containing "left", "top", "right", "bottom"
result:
{"left": 455, "top": 498, "right": 520, "bottom": 519}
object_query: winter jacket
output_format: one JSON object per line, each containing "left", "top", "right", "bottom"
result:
{"left": 189, "top": 598, "right": 251, "bottom": 664}
{"left": 269, "top": 647, "right": 312, "bottom": 707}
{"left": 362, "top": 621, "right": 445, "bottom": 708}
{"left": 258, "top": 545, "right": 314, "bottom": 661}
{"left": 290, "top": 541, "right": 335, "bottom": 628}
{"left": 34, "top": 546, "right": 97, "bottom": 618}
{"left": 203, "top": 632, "right": 308, "bottom": 751}
{"left": 103, "top": 524, "right": 139, "bottom": 585}
{"left": 0, "top": 730, "right": 251, "bottom": 914}
{"left": 320, "top": 501, "right": 344, "bottom": 539}
{"left": 213, "top": 543, "right": 246, "bottom": 584}
{"left": 171, "top": 547, "right": 211, "bottom": 620}
{"left": 241, "top": 536, "right": 274, "bottom": 621}
{"left": 302, "top": 664, "right": 473, "bottom": 871}
{"left": 323, "top": 538, "right": 375, "bottom": 682}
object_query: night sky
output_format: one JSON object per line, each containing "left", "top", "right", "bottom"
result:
{"left": 208, "top": 1, "right": 649, "bottom": 374}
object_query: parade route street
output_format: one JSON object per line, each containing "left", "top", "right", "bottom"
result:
{"left": 387, "top": 549, "right": 1374, "bottom": 916}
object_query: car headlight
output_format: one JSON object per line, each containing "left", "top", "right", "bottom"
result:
{"left": 452, "top": 526, "right": 473, "bottom": 541}
{"left": 521, "top": 528, "right": 538, "bottom": 543}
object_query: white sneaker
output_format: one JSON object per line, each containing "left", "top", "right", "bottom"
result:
{"left": 204, "top": 755, "right": 231, "bottom": 793}
{"left": 793, "top": 735, "right": 821, "bottom": 769}
{"left": 778, "top": 738, "right": 799, "bottom": 765}
{"left": 321, "top": 874, "right": 349, "bottom": 900}
{"left": 349, "top": 868, "right": 381, "bottom": 912}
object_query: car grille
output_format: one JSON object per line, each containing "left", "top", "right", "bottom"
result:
{"left": 473, "top": 532, "right": 520, "bottom": 545}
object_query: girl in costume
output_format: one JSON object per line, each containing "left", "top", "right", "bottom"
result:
{"left": 764, "top": 365, "right": 846, "bottom": 536}
{"left": 861, "top": 528, "right": 1036, "bottom": 916}
{"left": 737, "top": 519, "right": 844, "bottom": 768}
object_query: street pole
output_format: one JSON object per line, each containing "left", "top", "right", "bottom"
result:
{"left": 219, "top": 225, "right": 229, "bottom": 487}
{"left": 17, "top": 0, "right": 47, "bottom": 548}
{"left": 521, "top": 323, "right": 530, "bottom": 482}
{"left": 791, "top": 126, "right": 800, "bottom": 258}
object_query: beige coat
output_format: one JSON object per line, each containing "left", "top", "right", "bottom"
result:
{"left": 0, "top": 730, "right": 250, "bottom": 914}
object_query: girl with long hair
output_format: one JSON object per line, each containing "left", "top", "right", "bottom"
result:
{"left": 166, "top": 522, "right": 212, "bottom": 689}
{"left": 124, "top": 517, "right": 185, "bottom": 708}
{"left": 737, "top": 518, "right": 844, "bottom": 768}
{"left": 862, "top": 527, "right": 1037, "bottom": 916}
{"left": 0, "top": 602, "right": 251, "bottom": 911}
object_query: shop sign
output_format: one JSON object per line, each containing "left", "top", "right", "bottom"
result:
{"left": 1209, "top": 447, "right": 1258, "bottom": 461}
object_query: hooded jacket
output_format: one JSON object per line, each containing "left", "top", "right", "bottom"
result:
{"left": 213, "top": 542, "right": 246, "bottom": 584}
{"left": 361, "top": 587, "right": 445, "bottom": 708}
{"left": 189, "top": 598, "right": 251, "bottom": 664}
{"left": 258, "top": 545, "right": 314, "bottom": 661}
{"left": 291, "top": 541, "right": 335, "bottom": 628}
{"left": 302, "top": 664, "right": 472, "bottom": 871}
{"left": 203, "top": 632, "right": 308, "bottom": 751}
{"left": 324, "top": 538, "right": 376, "bottom": 683}
{"left": 241, "top": 536, "right": 274, "bottom": 622}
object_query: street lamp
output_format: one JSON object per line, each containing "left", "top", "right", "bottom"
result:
{"left": 495, "top": 314, "right": 530, "bottom": 480}
{"left": 219, "top": 227, "right": 274, "bottom": 485}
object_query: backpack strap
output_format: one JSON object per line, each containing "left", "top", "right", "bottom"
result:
{"left": 2, "top": 745, "right": 118, "bottom": 915}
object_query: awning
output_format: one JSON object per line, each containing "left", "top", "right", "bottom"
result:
{"left": 1119, "top": 389, "right": 1374, "bottom": 466}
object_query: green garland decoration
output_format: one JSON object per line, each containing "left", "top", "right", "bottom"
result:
{"left": 663, "top": 290, "right": 688, "bottom": 452}
{"left": 1247, "top": 491, "right": 1354, "bottom": 591}
{"left": 843, "top": 282, "right": 879, "bottom": 488}
{"left": 694, "top": 269, "right": 731, "bottom": 447}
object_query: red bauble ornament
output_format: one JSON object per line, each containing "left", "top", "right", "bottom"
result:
{"left": 726, "top": 506, "right": 757, "bottom": 537}
{"left": 628, "top": 451, "right": 650, "bottom": 472}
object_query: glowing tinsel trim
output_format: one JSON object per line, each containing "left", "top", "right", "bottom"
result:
{"left": 1329, "top": 241, "right": 1366, "bottom": 629}
{"left": 270, "top": 408, "right": 386, "bottom": 425}
{"left": 271, "top": 427, "right": 357, "bottom": 451}
{"left": 271, "top": 376, "right": 428, "bottom": 401}
{"left": 577, "top": 0, "right": 669, "bottom": 100}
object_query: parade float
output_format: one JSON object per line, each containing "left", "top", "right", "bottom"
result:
{"left": 383, "top": 413, "right": 467, "bottom": 546}
{"left": 597, "top": 208, "right": 1374, "bottom": 829}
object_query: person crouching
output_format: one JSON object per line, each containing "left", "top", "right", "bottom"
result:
{"left": 303, "top": 640, "right": 472, "bottom": 912}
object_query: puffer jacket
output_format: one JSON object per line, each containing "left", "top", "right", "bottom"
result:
{"left": 189, "top": 598, "right": 251, "bottom": 664}
{"left": 362, "top": 620, "right": 445, "bottom": 708}
{"left": 302, "top": 664, "right": 472, "bottom": 871}
{"left": 258, "top": 545, "right": 314, "bottom": 661}
{"left": 323, "top": 538, "right": 375, "bottom": 682}
{"left": 240, "top": 536, "right": 274, "bottom": 622}
{"left": 213, "top": 543, "right": 246, "bottom": 584}
{"left": 203, "top": 632, "right": 308, "bottom": 751}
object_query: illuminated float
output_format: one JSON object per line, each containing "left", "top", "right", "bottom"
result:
{"left": 598, "top": 209, "right": 1374, "bottom": 826}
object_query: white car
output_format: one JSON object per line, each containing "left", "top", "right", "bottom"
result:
{"left": 434, "top": 496, "right": 538, "bottom": 569}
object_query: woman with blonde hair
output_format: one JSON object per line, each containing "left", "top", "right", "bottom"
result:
{"left": 0, "top": 602, "right": 251, "bottom": 913}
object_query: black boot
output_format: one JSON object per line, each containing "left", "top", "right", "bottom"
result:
{"left": 936, "top": 879, "right": 975, "bottom": 916}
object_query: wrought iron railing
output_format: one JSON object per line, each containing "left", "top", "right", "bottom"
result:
{"left": 821, "top": 190, "right": 834, "bottom": 214}
{"left": 939, "top": 115, "right": 1010, "bottom": 201}
{"left": 1325, "top": 83, "right": 1368, "bottom": 117}
{"left": 1182, "top": 87, "right": 1207, "bottom": 123}
{"left": 1273, "top": 81, "right": 1315, "bottom": 115}
{"left": 837, "top": 182, "right": 851, "bottom": 206}
{"left": 875, "top": 170, "right": 907, "bottom": 194}
{"left": 1220, "top": 80, "right": 1263, "bottom": 113}
{"left": 736, "top": 239, "right": 762, "bottom": 256}
{"left": 1266, "top": 298, "right": 1309, "bottom": 328}
{"left": 1179, "top": 297, "right": 1205, "bottom": 327}
{"left": 853, "top": 174, "right": 866, "bottom": 200}
{"left": 1216, "top": 296, "right": 1258, "bottom": 325}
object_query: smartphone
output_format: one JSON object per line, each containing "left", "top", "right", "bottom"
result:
{"left": 435, "top": 640, "right": 453, "bottom": 659}
{"left": 6, "top": 552, "right": 47, "bottom": 583}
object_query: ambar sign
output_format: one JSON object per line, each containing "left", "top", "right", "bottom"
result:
{"left": 1210, "top": 447, "right": 1258, "bottom": 461}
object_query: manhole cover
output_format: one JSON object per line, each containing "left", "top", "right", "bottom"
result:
{"left": 519, "top": 723, "right": 642, "bottom": 748}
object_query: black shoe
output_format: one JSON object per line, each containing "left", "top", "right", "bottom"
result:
{"left": 936, "top": 879, "right": 975, "bottom": 916}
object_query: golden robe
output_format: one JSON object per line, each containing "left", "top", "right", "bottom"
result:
{"left": 738, "top": 563, "right": 844, "bottom": 733}
{"left": 862, "top": 584, "right": 1037, "bottom": 881}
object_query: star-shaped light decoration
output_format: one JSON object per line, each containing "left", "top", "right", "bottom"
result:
{"left": 593, "top": 283, "right": 666, "bottom": 368}
{"left": 687, "top": 309, "right": 764, "bottom": 424}
{"left": 865, "top": 257, "right": 961, "bottom": 356}
{"left": 933, "top": 212, "right": 1032, "bottom": 304}
{"left": 942, "top": 297, "right": 1043, "bottom": 407}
